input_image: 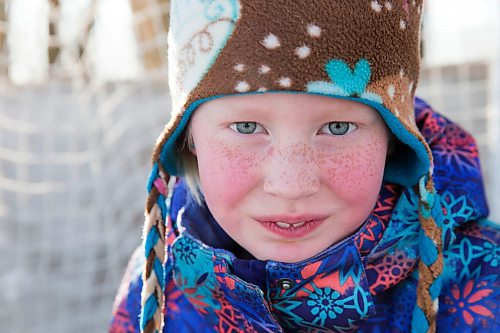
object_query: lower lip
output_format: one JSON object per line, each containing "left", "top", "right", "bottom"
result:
{"left": 258, "top": 219, "right": 325, "bottom": 238}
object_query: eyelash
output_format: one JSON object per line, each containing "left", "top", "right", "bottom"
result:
{"left": 229, "top": 121, "right": 357, "bottom": 136}
{"left": 318, "top": 122, "right": 357, "bottom": 136}
{"left": 229, "top": 122, "right": 266, "bottom": 134}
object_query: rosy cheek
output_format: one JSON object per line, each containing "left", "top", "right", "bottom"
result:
{"left": 197, "top": 138, "right": 259, "bottom": 205}
{"left": 322, "top": 141, "right": 387, "bottom": 201}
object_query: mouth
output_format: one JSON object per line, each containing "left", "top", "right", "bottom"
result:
{"left": 255, "top": 215, "right": 327, "bottom": 237}
{"left": 274, "top": 221, "right": 307, "bottom": 228}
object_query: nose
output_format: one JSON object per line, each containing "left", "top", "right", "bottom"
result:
{"left": 263, "top": 144, "right": 320, "bottom": 200}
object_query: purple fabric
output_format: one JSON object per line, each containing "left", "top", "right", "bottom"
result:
{"left": 232, "top": 259, "right": 267, "bottom": 291}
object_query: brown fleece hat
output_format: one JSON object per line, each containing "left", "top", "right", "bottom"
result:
{"left": 159, "top": 0, "right": 431, "bottom": 187}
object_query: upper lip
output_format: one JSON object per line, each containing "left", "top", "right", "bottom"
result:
{"left": 254, "top": 214, "right": 328, "bottom": 224}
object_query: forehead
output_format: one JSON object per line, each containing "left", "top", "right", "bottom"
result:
{"left": 195, "top": 93, "right": 381, "bottom": 121}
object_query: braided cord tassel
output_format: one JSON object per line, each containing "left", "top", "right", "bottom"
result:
{"left": 412, "top": 175, "right": 444, "bottom": 333}
{"left": 140, "top": 162, "right": 170, "bottom": 333}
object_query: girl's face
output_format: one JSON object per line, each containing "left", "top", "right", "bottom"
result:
{"left": 190, "top": 93, "right": 390, "bottom": 263}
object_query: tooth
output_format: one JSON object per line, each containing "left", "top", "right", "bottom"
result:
{"left": 276, "top": 222, "right": 292, "bottom": 228}
{"left": 294, "top": 222, "right": 306, "bottom": 227}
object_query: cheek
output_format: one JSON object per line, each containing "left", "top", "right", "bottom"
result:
{"left": 196, "top": 138, "right": 260, "bottom": 206}
{"left": 321, "top": 139, "right": 388, "bottom": 204}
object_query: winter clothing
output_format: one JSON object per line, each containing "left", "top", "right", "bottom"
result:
{"left": 110, "top": 98, "right": 499, "bottom": 332}
{"left": 110, "top": 1, "right": 500, "bottom": 332}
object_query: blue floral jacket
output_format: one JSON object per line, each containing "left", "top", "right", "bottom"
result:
{"left": 110, "top": 98, "right": 499, "bottom": 332}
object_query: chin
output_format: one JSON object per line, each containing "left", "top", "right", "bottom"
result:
{"left": 252, "top": 245, "right": 326, "bottom": 264}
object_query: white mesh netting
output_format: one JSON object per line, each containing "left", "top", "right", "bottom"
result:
{"left": 0, "top": 0, "right": 498, "bottom": 332}
{"left": 1, "top": 0, "right": 170, "bottom": 332}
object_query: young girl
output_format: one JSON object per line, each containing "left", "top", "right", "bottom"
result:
{"left": 110, "top": 1, "right": 499, "bottom": 332}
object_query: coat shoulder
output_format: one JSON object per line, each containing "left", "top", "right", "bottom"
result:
{"left": 109, "top": 246, "right": 145, "bottom": 333}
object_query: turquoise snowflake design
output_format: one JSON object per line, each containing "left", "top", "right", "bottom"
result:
{"left": 440, "top": 191, "right": 475, "bottom": 247}
{"left": 174, "top": 236, "right": 198, "bottom": 265}
{"left": 445, "top": 237, "right": 486, "bottom": 282}
{"left": 483, "top": 242, "right": 499, "bottom": 268}
{"left": 172, "top": 235, "right": 221, "bottom": 311}
{"left": 307, "top": 287, "right": 344, "bottom": 326}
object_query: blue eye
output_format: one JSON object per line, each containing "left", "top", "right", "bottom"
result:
{"left": 230, "top": 122, "right": 264, "bottom": 134}
{"left": 321, "top": 122, "right": 356, "bottom": 135}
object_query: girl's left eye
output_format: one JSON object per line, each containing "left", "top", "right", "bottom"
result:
{"left": 319, "top": 122, "right": 357, "bottom": 136}
{"left": 229, "top": 122, "right": 265, "bottom": 134}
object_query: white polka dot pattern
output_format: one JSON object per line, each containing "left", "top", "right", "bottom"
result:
{"left": 235, "top": 81, "right": 250, "bottom": 92}
{"left": 261, "top": 33, "right": 281, "bottom": 49}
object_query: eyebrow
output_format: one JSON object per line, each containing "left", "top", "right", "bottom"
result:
{"left": 216, "top": 106, "right": 270, "bottom": 118}
{"left": 215, "top": 100, "right": 378, "bottom": 122}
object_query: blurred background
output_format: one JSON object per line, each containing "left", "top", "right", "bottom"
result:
{"left": 0, "top": 0, "right": 498, "bottom": 332}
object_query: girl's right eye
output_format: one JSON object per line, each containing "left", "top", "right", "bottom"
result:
{"left": 229, "top": 122, "right": 265, "bottom": 134}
